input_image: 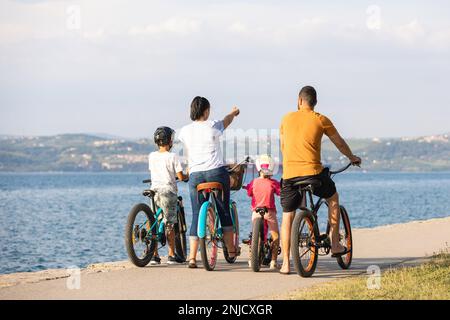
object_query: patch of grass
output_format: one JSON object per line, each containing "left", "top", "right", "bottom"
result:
{"left": 290, "top": 248, "right": 450, "bottom": 300}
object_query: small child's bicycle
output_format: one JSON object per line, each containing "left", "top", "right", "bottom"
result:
{"left": 244, "top": 207, "right": 281, "bottom": 272}
{"left": 124, "top": 179, "right": 187, "bottom": 267}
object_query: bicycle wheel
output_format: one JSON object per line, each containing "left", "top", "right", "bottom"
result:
{"left": 199, "top": 203, "right": 219, "bottom": 271}
{"left": 291, "top": 211, "right": 319, "bottom": 277}
{"left": 125, "top": 203, "right": 157, "bottom": 267}
{"left": 175, "top": 224, "right": 187, "bottom": 261}
{"left": 175, "top": 207, "right": 187, "bottom": 261}
{"left": 336, "top": 206, "right": 353, "bottom": 269}
{"left": 223, "top": 201, "right": 240, "bottom": 264}
{"left": 250, "top": 217, "right": 265, "bottom": 272}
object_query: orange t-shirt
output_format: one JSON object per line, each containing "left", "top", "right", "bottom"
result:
{"left": 280, "top": 109, "right": 337, "bottom": 179}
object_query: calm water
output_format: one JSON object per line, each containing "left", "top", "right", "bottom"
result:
{"left": 0, "top": 171, "right": 449, "bottom": 274}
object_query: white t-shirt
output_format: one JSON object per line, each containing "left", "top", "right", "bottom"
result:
{"left": 148, "top": 151, "right": 183, "bottom": 193}
{"left": 178, "top": 120, "right": 225, "bottom": 173}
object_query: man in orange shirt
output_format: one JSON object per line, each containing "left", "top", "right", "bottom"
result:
{"left": 279, "top": 86, "right": 361, "bottom": 274}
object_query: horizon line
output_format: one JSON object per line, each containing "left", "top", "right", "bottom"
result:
{"left": 0, "top": 131, "right": 449, "bottom": 141}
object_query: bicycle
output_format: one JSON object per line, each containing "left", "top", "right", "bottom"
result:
{"left": 290, "top": 163, "right": 356, "bottom": 277}
{"left": 244, "top": 206, "right": 281, "bottom": 272}
{"left": 197, "top": 157, "right": 250, "bottom": 271}
{"left": 124, "top": 179, "right": 188, "bottom": 267}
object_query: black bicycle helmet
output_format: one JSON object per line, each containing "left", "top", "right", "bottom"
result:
{"left": 154, "top": 126, "right": 175, "bottom": 146}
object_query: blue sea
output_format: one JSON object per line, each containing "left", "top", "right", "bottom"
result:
{"left": 0, "top": 171, "right": 449, "bottom": 275}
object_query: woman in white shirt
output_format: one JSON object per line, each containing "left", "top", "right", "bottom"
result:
{"left": 178, "top": 96, "right": 240, "bottom": 268}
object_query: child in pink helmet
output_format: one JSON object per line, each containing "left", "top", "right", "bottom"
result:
{"left": 245, "top": 155, "right": 281, "bottom": 270}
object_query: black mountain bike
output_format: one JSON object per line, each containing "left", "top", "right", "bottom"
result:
{"left": 290, "top": 163, "right": 356, "bottom": 277}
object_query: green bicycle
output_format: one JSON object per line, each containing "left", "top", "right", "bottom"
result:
{"left": 124, "top": 179, "right": 187, "bottom": 267}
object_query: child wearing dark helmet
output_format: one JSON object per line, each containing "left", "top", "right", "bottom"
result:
{"left": 148, "top": 126, "right": 188, "bottom": 265}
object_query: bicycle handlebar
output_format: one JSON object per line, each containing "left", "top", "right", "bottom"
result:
{"left": 329, "top": 162, "right": 359, "bottom": 175}
{"left": 142, "top": 177, "right": 189, "bottom": 184}
{"left": 227, "top": 156, "right": 252, "bottom": 173}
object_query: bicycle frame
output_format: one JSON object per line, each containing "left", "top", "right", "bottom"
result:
{"left": 197, "top": 158, "right": 250, "bottom": 240}
{"left": 136, "top": 196, "right": 183, "bottom": 243}
{"left": 297, "top": 163, "right": 354, "bottom": 249}
{"left": 197, "top": 190, "right": 223, "bottom": 240}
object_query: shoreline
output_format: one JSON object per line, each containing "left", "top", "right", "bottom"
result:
{"left": 1, "top": 215, "right": 449, "bottom": 291}
{"left": 1, "top": 215, "right": 449, "bottom": 277}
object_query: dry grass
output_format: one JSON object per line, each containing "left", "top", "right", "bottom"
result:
{"left": 290, "top": 248, "right": 450, "bottom": 300}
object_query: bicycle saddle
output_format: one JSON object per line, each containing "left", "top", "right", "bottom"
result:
{"left": 196, "top": 182, "right": 223, "bottom": 192}
{"left": 143, "top": 189, "right": 156, "bottom": 197}
{"left": 293, "top": 179, "right": 322, "bottom": 188}
{"left": 255, "top": 207, "right": 268, "bottom": 215}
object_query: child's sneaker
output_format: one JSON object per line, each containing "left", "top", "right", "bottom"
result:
{"left": 150, "top": 256, "right": 161, "bottom": 265}
{"left": 167, "top": 255, "right": 185, "bottom": 265}
{"left": 269, "top": 260, "right": 280, "bottom": 270}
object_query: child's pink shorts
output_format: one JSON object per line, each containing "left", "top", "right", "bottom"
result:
{"left": 251, "top": 208, "right": 279, "bottom": 233}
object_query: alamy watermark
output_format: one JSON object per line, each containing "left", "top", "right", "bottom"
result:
{"left": 66, "top": 266, "right": 81, "bottom": 290}
{"left": 366, "top": 5, "right": 382, "bottom": 31}
{"left": 172, "top": 128, "right": 283, "bottom": 174}
{"left": 66, "top": 5, "right": 82, "bottom": 30}
{"left": 366, "top": 265, "right": 381, "bottom": 289}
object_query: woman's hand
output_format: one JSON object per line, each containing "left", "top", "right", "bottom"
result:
{"left": 223, "top": 106, "right": 240, "bottom": 129}
{"left": 231, "top": 106, "right": 240, "bottom": 117}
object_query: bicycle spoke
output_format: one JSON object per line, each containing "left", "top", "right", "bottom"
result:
{"left": 300, "top": 248, "right": 312, "bottom": 259}
{"left": 299, "top": 220, "right": 306, "bottom": 234}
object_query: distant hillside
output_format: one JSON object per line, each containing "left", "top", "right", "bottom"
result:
{"left": 321, "top": 134, "right": 450, "bottom": 172}
{"left": 0, "top": 134, "right": 155, "bottom": 172}
{"left": 0, "top": 133, "right": 449, "bottom": 172}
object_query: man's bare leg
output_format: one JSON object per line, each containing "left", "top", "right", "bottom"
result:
{"left": 327, "top": 192, "right": 346, "bottom": 254}
{"left": 280, "top": 211, "right": 294, "bottom": 273}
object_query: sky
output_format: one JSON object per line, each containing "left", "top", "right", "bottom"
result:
{"left": 0, "top": 0, "right": 449, "bottom": 139}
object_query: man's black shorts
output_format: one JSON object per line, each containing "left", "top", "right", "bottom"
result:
{"left": 280, "top": 168, "right": 336, "bottom": 212}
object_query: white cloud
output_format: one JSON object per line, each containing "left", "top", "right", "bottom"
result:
{"left": 82, "top": 28, "right": 105, "bottom": 41}
{"left": 394, "top": 19, "right": 426, "bottom": 44}
{"left": 129, "top": 17, "right": 202, "bottom": 37}
{"left": 228, "top": 21, "right": 249, "bottom": 34}
{"left": 1, "top": 1, "right": 450, "bottom": 138}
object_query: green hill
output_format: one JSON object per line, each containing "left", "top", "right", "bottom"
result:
{"left": 0, "top": 134, "right": 155, "bottom": 172}
{"left": 0, "top": 133, "right": 448, "bottom": 172}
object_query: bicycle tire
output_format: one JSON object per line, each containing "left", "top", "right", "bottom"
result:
{"left": 336, "top": 206, "right": 353, "bottom": 269}
{"left": 125, "top": 203, "right": 157, "bottom": 267}
{"left": 291, "top": 211, "right": 319, "bottom": 277}
{"left": 175, "top": 209, "right": 188, "bottom": 261}
{"left": 199, "top": 202, "right": 218, "bottom": 271}
{"left": 250, "top": 217, "right": 265, "bottom": 272}
{"left": 223, "top": 201, "right": 240, "bottom": 264}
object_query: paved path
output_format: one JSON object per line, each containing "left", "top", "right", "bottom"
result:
{"left": 0, "top": 216, "right": 449, "bottom": 300}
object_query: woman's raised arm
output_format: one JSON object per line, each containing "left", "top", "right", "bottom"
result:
{"left": 223, "top": 106, "right": 240, "bottom": 130}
